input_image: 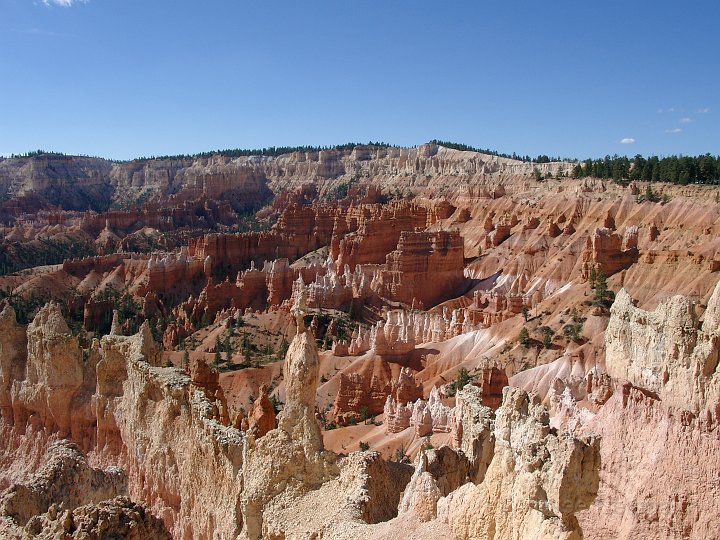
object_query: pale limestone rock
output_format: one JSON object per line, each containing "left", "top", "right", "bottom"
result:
{"left": 605, "top": 284, "right": 720, "bottom": 415}
{"left": 341, "top": 451, "right": 414, "bottom": 525}
{"left": 438, "top": 387, "right": 600, "bottom": 540}
{"left": 576, "top": 283, "right": 720, "bottom": 539}
{"left": 109, "top": 309, "right": 122, "bottom": 335}
{"left": 255, "top": 451, "right": 413, "bottom": 539}
{"left": 399, "top": 447, "right": 471, "bottom": 522}
{"left": 241, "top": 330, "right": 337, "bottom": 539}
{"left": 7, "top": 496, "right": 171, "bottom": 539}
{"left": 0, "top": 302, "right": 244, "bottom": 539}
{"left": 96, "top": 329, "right": 244, "bottom": 539}
{"left": 386, "top": 386, "right": 454, "bottom": 436}
{"left": 451, "top": 384, "right": 495, "bottom": 483}
{"left": 577, "top": 384, "right": 720, "bottom": 540}
{"left": 399, "top": 467, "right": 441, "bottom": 522}
{"left": 0, "top": 440, "right": 126, "bottom": 527}
{"left": 12, "top": 303, "right": 83, "bottom": 438}
{"left": 0, "top": 304, "right": 27, "bottom": 423}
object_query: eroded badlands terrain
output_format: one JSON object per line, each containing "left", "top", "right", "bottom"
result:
{"left": 0, "top": 144, "right": 718, "bottom": 539}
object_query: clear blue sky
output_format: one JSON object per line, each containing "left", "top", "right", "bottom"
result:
{"left": 1, "top": 0, "right": 718, "bottom": 160}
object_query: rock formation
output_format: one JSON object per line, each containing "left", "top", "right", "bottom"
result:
{"left": 0, "top": 304, "right": 27, "bottom": 423}
{"left": 605, "top": 283, "right": 720, "bottom": 415}
{"left": 373, "top": 230, "right": 465, "bottom": 307}
{"left": 0, "top": 304, "right": 245, "bottom": 539}
{"left": 6, "top": 496, "right": 172, "bottom": 540}
{"left": 11, "top": 303, "right": 85, "bottom": 440}
{"left": 581, "top": 227, "right": 639, "bottom": 280}
{"left": 571, "top": 284, "right": 720, "bottom": 539}
{"left": 0, "top": 440, "right": 126, "bottom": 528}
{"left": 246, "top": 385, "right": 276, "bottom": 438}
{"left": 0, "top": 439, "right": 169, "bottom": 539}
{"left": 241, "top": 329, "right": 337, "bottom": 539}
{"left": 399, "top": 447, "right": 471, "bottom": 522}
{"left": 439, "top": 387, "right": 600, "bottom": 540}
{"left": 384, "top": 387, "right": 454, "bottom": 436}
{"left": 451, "top": 385, "right": 495, "bottom": 483}
{"left": 333, "top": 370, "right": 393, "bottom": 424}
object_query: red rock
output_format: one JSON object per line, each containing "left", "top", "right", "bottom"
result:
{"left": 246, "top": 385, "right": 276, "bottom": 438}
{"left": 373, "top": 230, "right": 464, "bottom": 307}
{"left": 581, "top": 227, "right": 639, "bottom": 279}
{"left": 472, "top": 367, "right": 508, "bottom": 410}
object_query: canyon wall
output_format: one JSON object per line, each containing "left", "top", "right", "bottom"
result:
{"left": 0, "top": 144, "right": 568, "bottom": 216}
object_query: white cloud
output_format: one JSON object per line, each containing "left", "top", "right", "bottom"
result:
{"left": 679, "top": 117, "right": 692, "bottom": 124}
{"left": 665, "top": 128, "right": 683, "bottom": 134}
{"left": 42, "top": 0, "right": 88, "bottom": 6}
{"left": 696, "top": 107, "right": 711, "bottom": 114}
{"left": 620, "top": 138, "right": 635, "bottom": 144}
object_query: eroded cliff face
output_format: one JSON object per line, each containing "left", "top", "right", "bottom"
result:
{"left": 0, "top": 303, "right": 245, "bottom": 539}
{"left": 99, "top": 343, "right": 244, "bottom": 539}
{"left": 0, "top": 439, "right": 171, "bottom": 539}
{"left": 12, "top": 304, "right": 85, "bottom": 440}
{"left": 576, "top": 383, "right": 720, "bottom": 540}
{"left": 511, "top": 282, "right": 720, "bottom": 540}
{"left": 568, "top": 284, "right": 720, "bottom": 539}
{"left": 0, "top": 142, "right": 719, "bottom": 540}
{"left": 0, "top": 440, "right": 126, "bottom": 527}
{"left": 0, "top": 144, "right": 557, "bottom": 215}
{"left": 438, "top": 387, "right": 600, "bottom": 540}
{"left": 605, "top": 283, "right": 720, "bottom": 415}
{"left": 0, "top": 304, "right": 27, "bottom": 423}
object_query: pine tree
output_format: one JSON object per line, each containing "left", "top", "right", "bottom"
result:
{"left": 538, "top": 326, "right": 555, "bottom": 349}
{"left": 595, "top": 271, "right": 608, "bottom": 304}
{"left": 213, "top": 349, "right": 222, "bottom": 369}
{"left": 518, "top": 327, "right": 530, "bottom": 345}
{"left": 224, "top": 335, "right": 233, "bottom": 365}
{"left": 454, "top": 368, "right": 470, "bottom": 392}
{"left": 645, "top": 182, "right": 656, "bottom": 202}
{"left": 214, "top": 336, "right": 223, "bottom": 367}
{"left": 589, "top": 267, "right": 597, "bottom": 289}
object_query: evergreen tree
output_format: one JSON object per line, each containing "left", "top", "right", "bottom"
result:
{"left": 518, "top": 327, "right": 530, "bottom": 345}
{"left": 214, "top": 336, "right": 223, "bottom": 367}
{"left": 595, "top": 271, "right": 608, "bottom": 304}
{"left": 538, "top": 326, "right": 555, "bottom": 349}
{"left": 213, "top": 349, "right": 222, "bottom": 369}
{"left": 453, "top": 368, "right": 470, "bottom": 392}
{"left": 224, "top": 334, "right": 233, "bottom": 365}
{"left": 589, "top": 267, "right": 597, "bottom": 289}
{"left": 563, "top": 323, "right": 583, "bottom": 342}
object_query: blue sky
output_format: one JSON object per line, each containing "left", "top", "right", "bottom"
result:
{"left": 1, "top": 0, "right": 717, "bottom": 160}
